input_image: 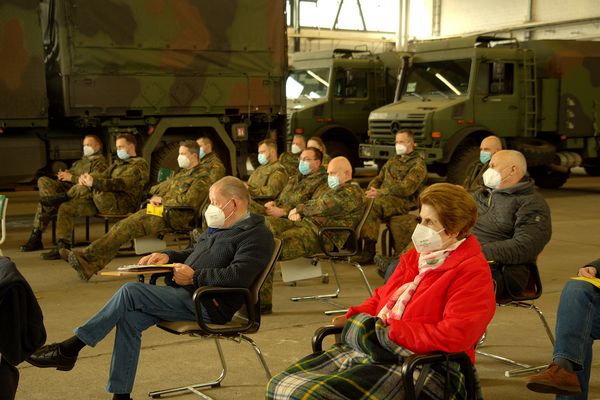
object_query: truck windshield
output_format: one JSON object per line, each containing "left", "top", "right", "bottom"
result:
{"left": 286, "top": 68, "right": 330, "bottom": 100}
{"left": 403, "top": 59, "right": 471, "bottom": 98}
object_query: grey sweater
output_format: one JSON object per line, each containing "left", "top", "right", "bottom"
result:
{"left": 472, "top": 178, "right": 551, "bottom": 265}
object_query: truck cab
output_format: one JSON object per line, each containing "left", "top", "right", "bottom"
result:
{"left": 287, "top": 49, "right": 401, "bottom": 167}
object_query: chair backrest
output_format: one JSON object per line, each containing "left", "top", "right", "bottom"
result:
{"left": 355, "top": 197, "right": 374, "bottom": 238}
{"left": 0, "top": 195, "right": 7, "bottom": 246}
{"left": 253, "top": 238, "right": 282, "bottom": 306}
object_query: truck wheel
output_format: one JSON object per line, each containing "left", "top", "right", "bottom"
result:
{"left": 446, "top": 145, "right": 480, "bottom": 184}
{"left": 584, "top": 163, "right": 600, "bottom": 176}
{"left": 150, "top": 142, "right": 180, "bottom": 181}
{"left": 530, "top": 167, "right": 570, "bottom": 189}
{"left": 511, "top": 139, "right": 555, "bottom": 167}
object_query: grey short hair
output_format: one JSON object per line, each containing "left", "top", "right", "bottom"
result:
{"left": 212, "top": 176, "right": 249, "bottom": 204}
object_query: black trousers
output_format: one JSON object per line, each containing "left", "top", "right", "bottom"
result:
{"left": 0, "top": 356, "right": 18, "bottom": 400}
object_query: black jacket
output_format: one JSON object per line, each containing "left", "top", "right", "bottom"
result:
{"left": 0, "top": 257, "right": 46, "bottom": 365}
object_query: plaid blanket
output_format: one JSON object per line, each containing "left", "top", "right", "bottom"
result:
{"left": 267, "top": 313, "right": 483, "bottom": 400}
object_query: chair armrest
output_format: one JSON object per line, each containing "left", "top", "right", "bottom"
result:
{"left": 402, "top": 351, "right": 475, "bottom": 400}
{"left": 317, "top": 226, "right": 357, "bottom": 257}
{"left": 192, "top": 286, "right": 255, "bottom": 335}
{"left": 311, "top": 325, "right": 343, "bottom": 353}
{"left": 163, "top": 206, "right": 198, "bottom": 231}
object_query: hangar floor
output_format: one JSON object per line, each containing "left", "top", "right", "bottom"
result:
{"left": 3, "top": 171, "right": 599, "bottom": 400}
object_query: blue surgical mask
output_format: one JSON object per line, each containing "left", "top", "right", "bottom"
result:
{"left": 199, "top": 147, "right": 206, "bottom": 159}
{"left": 327, "top": 175, "right": 340, "bottom": 189}
{"left": 298, "top": 160, "right": 311, "bottom": 176}
{"left": 258, "top": 153, "right": 269, "bottom": 166}
{"left": 117, "top": 149, "right": 130, "bottom": 160}
{"left": 480, "top": 150, "right": 492, "bottom": 164}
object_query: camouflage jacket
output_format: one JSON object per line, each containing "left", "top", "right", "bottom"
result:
{"left": 296, "top": 181, "right": 364, "bottom": 250}
{"left": 200, "top": 152, "right": 226, "bottom": 184}
{"left": 278, "top": 151, "right": 300, "bottom": 178}
{"left": 92, "top": 156, "right": 149, "bottom": 210}
{"left": 68, "top": 153, "right": 108, "bottom": 184}
{"left": 247, "top": 161, "right": 288, "bottom": 202}
{"left": 149, "top": 165, "right": 210, "bottom": 229}
{"left": 276, "top": 168, "right": 328, "bottom": 214}
{"left": 368, "top": 151, "right": 427, "bottom": 204}
{"left": 463, "top": 161, "right": 488, "bottom": 192}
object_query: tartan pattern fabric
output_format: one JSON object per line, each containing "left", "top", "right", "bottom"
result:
{"left": 267, "top": 313, "right": 481, "bottom": 400}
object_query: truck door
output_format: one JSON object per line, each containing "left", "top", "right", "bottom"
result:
{"left": 331, "top": 68, "right": 370, "bottom": 134}
{"left": 473, "top": 61, "right": 520, "bottom": 136}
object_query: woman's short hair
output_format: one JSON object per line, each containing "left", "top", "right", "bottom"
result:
{"left": 419, "top": 183, "right": 477, "bottom": 239}
{"left": 308, "top": 136, "right": 326, "bottom": 153}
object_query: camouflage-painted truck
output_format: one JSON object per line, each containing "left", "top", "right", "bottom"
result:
{"left": 0, "top": 0, "right": 286, "bottom": 185}
{"left": 286, "top": 49, "right": 402, "bottom": 167}
{"left": 361, "top": 35, "right": 600, "bottom": 188}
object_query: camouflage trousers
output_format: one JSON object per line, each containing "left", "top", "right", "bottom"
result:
{"left": 32, "top": 176, "right": 73, "bottom": 231}
{"left": 387, "top": 213, "right": 418, "bottom": 256}
{"left": 83, "top": 209, "right": 166, "bottom": 270}
{"left": 361, "top": 195, "right": 413, "bottom": 241}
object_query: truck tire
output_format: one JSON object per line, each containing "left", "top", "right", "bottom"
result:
{"left": 324, "top": 140, "right": 360, "bottom": 168}
{"left": 446, "top": 145, "right": 480, "bottom": 184}
{"left": 150, "top": 141, "right": 180, "bottom": 181}
{"left": 530, "top": 166, "right": 569, "bottom": 189}
{"left": 511, "top": 139, "right": 555, "bottom": 167}
{"left": 583, "top": 159, "right": 600, "bottom": 176}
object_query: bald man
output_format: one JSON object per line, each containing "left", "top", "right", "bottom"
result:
{"left": 259, "top": 157, "right": 364, "bottom": 312}
{"left": 471, "top": 149, "right": 551, "bottom": 300}
{"left": 463, "top": 135, "right": 503, "bottom": 192}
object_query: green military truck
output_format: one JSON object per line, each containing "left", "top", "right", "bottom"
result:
{"left": 361, "top": 35, "right": 600, "bottom": 188}
{"left": 286, "top": 49, "right": 402, "bottom": 167}
{"left": 0, "top": 0, "right": 286, "bottom": 185}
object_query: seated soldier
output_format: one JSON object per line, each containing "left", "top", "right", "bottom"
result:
{"left": 196, "top": 136, "right": 226, "bottom": 184}
{"left": 60, "top": 140, "right": 211, "bottom": 281}
{"left": 41, "top": 133, "right": 149, "bottom": 260}
{"left": 278, "top": 134, "right": 306, "bottom": 177}
{"left": 307, "top": 136, "right": 331, "bottom": 168}
{"left": 264, "top": 147, "right": 328, "bottom": 219}
{"left": 472, "top": 149, "right": 551, "bottom": 300}
{"left": 268, "top": 156, "right": 363, "bottom": 261}
{"left": 355, "top": 129, "right": 428, "bottom": 264}
{"left": 27, "top": 177, "right": 274, "bottom": 400}
{"left": 248, "top": 138, "right": 288, "bottom": 214}
{"left": 463, "top": 135, "right": 503, "bottom": 192}
{"left": 20, "top": 134, "right": 107, "bottom": 252}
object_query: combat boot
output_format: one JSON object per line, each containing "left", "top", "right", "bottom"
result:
{"left": 20, "top": 229, "right": 44, "bottom": 252}
{"left": 353, "top": 239, "right": 376, "bottom": 265}
{"left": 41, "top": 240, "right": 70, "bottom": 260}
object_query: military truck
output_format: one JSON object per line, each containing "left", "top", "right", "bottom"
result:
{"left": 286, "top": 49, "right": 402, "bottom": 167}
{"left": 0, "top": 0, "right": 286, "bottom": 185}
{"left": 361, "top": 35, "right": 600, "bottom": 188}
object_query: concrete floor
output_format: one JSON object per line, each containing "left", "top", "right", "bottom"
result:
{"left": 3, "top": 171, "right": 600, "bottom": 400}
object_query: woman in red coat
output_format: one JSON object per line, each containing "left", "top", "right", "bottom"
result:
{"left": 267, "top": 183, "right": 496, "bottom": 400}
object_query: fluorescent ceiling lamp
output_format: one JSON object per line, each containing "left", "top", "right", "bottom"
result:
{"left": 435, "top": 73, "right": 461, "bottom": 95}
{"left": 307, "top": 70, "right": 329, "bottom": 87}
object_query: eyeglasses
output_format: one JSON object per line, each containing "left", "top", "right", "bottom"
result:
{"left": 300, "top": 158, "right": 316, "bottom": 162}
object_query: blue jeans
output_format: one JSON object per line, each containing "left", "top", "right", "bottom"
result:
{"left": 553, "top": 280, "right": 600, "bottom": 400}
{"left": 75, "top": 282, "right": 217, "bottom": 394}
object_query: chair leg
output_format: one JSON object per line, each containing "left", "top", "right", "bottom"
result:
{"left": 351, "top": 259, "right": 373, "bottom": 296}
{"left": 148, "top": 338, "right": 227, "bottom": 399}
{"left": 240, "top": 333, "right": 272, "bottom": 379}
{"left": 290, "top": 259, "right": 342, "bottom": 306}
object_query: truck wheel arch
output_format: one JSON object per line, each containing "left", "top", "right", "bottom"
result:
{"left": 313, "top": 126, "right": 361, "bottom": 167}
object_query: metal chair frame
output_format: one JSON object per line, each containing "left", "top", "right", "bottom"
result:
{"left": 289, "top": 198, "right": 374, "bottom": 313}
{"left": 476, "top": 262, "right": 554, "bottom": 377}
{"left": 0, "top": 195, "right": 7, "bottom": 256}
{"left": 148, "top": 239, "right": 282, "bottom": 399}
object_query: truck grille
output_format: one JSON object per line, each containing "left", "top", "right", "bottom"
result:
{"left": 369, "top": 114, "right": 426, "bottom": 138}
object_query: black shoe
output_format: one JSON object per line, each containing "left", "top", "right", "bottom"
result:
{"left": 42, "top": 240, "right": 70, "bottom": 260}
{"left": 26, "top": 343, "right": 77, "bottom": 371}
{"left": 20, "top": 230, "right": 44, "bottom": 252}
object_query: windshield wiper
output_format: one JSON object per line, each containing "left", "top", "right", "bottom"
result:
{"left": 407, "top": 92, "right": 425, "bottom": 100}
{"left": 430, "top": 90, "right": 450, "bottom": 99}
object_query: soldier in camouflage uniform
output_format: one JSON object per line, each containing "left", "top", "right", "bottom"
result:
{"left": 61, "top": 140, "right": 210, "bottom": 280}
{"left": 20, "top": 135, "right": 108, "bottom": 252}
{"left": 197, "top": 136, "right": 226, "bottom": 184}
{"left": 248, "top": 138, "right": 288, "bottom": 214}
{"left": 355, "top": 129, "right": 428, "bottom": 264}
{"left": 42, "top": 133, "right": 149, "bottom": 260}
{"left": 463, "top": 135, "right": 502, "bottom": 192}
{"left": 278, "top": 134, "right": 306, "bottom": 177}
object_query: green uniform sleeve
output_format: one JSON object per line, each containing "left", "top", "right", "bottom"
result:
{"left": 249, "top": 167, "right": 288, "bottom": 199}
{"left": 93, "top": 158, "right": 149, "bottom": 193}
{"left": 378, "top": 157, "right": 427, "bottom": 197}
